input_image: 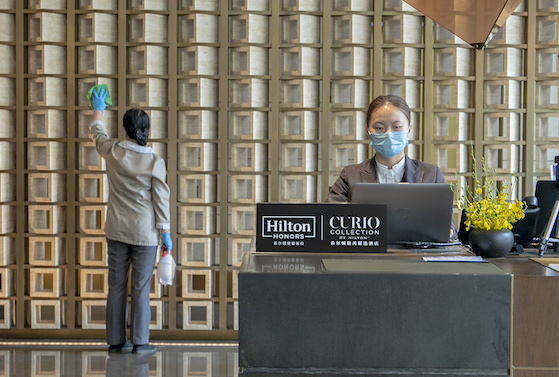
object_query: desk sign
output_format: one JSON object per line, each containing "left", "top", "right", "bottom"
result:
{"left": 256, "top": 203, "right": 387, "bottom": 253}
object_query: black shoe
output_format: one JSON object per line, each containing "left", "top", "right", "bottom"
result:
{"left": 108, "top": 342, "right": 133, "bottom": 353}
{"left": 133, "top": 344, "right": 156, "bottom": 355}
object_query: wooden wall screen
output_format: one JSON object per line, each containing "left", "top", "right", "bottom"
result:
{"left": 0, "top": 0, "right": 557, "bottom": 338}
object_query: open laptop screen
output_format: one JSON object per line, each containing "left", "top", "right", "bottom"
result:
{"left": 351, "top": 183, "right": 454, "bottom": 244}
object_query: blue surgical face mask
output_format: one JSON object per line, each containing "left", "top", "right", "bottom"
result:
{"left": 369, "top": 131, "right": 409, "bottom": 158}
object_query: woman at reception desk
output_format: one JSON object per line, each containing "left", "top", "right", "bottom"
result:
{"left": 327, "top": 94, "right": 457, "bottom": 239}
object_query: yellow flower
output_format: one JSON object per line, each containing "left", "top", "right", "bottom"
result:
{"left": 455, "top": 146, "right": 526, "bottom": 231}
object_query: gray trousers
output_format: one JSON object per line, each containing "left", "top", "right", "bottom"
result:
{"left": 106, "top": 239, "right": 157, "bottom": 346}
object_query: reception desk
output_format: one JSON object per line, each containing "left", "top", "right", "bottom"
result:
{"left": 238, "top": 252, "right": 513, "bottom": 376}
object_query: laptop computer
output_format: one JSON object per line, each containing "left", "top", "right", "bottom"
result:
{"left": 351, "top": 183, "right": 454, "bottom": 245}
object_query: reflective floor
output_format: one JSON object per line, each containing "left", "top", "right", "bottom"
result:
{"left": 0, "top": 340, "right": 239, "bottom": 377}
{"left": 0, "top": 340, "right": 512, "bottom": 377}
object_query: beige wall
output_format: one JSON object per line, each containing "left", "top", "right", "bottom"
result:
{"left": 0, "top": 0, "right": 556, "bottom": 337}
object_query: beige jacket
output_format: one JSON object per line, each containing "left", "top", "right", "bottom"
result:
{"left": 90, "top": 119, "right": 171, "bottom": 246}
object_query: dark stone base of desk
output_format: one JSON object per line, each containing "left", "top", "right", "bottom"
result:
{"left": 239, "top": 253, "right": 511, "bottom": 375}
{"left": 240, "top": 373, "right": 504, "bottom": 377}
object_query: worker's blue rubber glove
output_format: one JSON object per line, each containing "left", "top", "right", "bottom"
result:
{"left": 92, "top": 87, "right": 107, "bottom": 113}
{"left": 162, "top": 232, "right": 173, "bottom": 254}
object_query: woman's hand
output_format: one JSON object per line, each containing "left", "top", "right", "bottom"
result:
{"left": 162, "top": 232, "right": 173, "bottom": 253}
{"left": 92, "top": 87, "right": 108, "bottom": 113}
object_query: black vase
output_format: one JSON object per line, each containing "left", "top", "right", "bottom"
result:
{"left": 469, "top": 229, "right": 514, "bottom": 258}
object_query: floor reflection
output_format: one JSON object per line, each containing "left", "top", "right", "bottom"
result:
{"left": 0, "top": 341, "right": 494, "bottom": 377}
{"left": 0, "top": 341, "right": 238, "bottom": 377}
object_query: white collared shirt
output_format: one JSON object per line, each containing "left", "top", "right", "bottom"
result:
{"left": 375, "top": 156, "right": 406, "bottom": 183}
{"left": 118, "top": 140, "right": 155, "bottom": 154}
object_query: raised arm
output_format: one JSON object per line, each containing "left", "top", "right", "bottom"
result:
{"left": 89, "top": 87, "right": 113, "bottom": 157}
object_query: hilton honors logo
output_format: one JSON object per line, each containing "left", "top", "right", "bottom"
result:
{"left": 262, "top": 216, "right": 316, "bottom": 240}
{"left": 256, "top": 203, "right": 386, "bottom": 252}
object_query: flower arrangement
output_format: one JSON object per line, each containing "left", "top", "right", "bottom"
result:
{"left": 457, "top": 149, "right": 526, "bottom": 231}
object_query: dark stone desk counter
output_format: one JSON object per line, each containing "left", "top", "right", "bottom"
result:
{"left": 239, "top": 252, "right": 512, "bottom": 376}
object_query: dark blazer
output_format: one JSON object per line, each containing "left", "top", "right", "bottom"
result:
{"left": 326, "top": 156, "right": 457, "bottom": 239}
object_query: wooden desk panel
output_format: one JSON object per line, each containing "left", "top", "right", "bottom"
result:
{"left": 513, "top": 371, "right": 559, "bottom": 377}
{"left": 491, "top": 257, "right": 559, "bottom": 371}
{"left": 513, "top": 275, "right": 559, "bottom": 368}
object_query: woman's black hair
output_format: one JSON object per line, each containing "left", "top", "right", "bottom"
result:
{"left": 366, "top": 94, "right": 411, "bottom": 126}
{"left": 123, "top": 108, "right": 150, "bottom": 146}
